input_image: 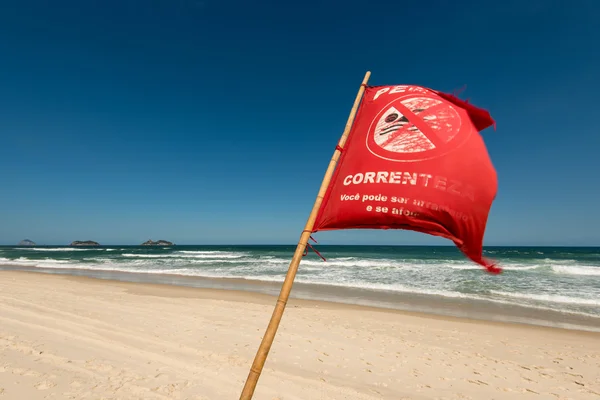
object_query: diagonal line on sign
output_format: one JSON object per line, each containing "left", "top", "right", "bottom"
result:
{"left": 388, "top": 101, "right": 448, "bottom": 149}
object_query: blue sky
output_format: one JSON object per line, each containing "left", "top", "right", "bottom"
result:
{"left": 0, "top": 0, "right": 598, "bottom": 246}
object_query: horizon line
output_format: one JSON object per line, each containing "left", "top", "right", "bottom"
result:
{"left": 1, "top": 243, "right": 598, "bottom": 248}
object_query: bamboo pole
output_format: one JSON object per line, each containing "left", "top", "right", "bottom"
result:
{"left": 239, "top": 71, "right": 371, "bottom": 400}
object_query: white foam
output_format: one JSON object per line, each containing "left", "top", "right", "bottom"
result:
{"left": 0, "top": 257, "right": 72, "bottom": 267}
{"left": 447, "top": 264, "right": 485, "bottom": 271}
{"left": 497, "top": 264, "right": 541, "bottom": 271}
{"left": 542, "top": 258, "right": 579, "bottom": 265}
{"left": 122, "top": 253, "right": 245, "bottom": 259}
{"left": 552, "top": 265, "right": 600, "bottom": 276}
{"left": 447, "top": 264, "right": 540, "bottom": 271}
{"left": 176, "top": 251, "right": 238, "bottom": 255}
{"left": 491, "top": 291, "right": 600, "bottom": 306}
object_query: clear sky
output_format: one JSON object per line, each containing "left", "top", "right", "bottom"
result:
{"left": 1, "top": 0, "right": 598, "bottom": 246}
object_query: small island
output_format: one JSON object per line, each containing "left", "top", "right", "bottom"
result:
{"left": 18, "top": 239, "right": 36, "bottom": 246}
{"left": 141, "top": 239, "right": 174, "bottom": 246}
{"left": 70, "top": 240, "right": 100, "bottom": 247}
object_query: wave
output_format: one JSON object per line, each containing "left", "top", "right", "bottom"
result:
{"left": 448, "top": 264, "right": 541, "bottom": 271}
{"left": 552, "top": 265, "right": 600, "bottom": 276}
{"left": 122, "top": 252, "right": 245, "bottom": 259}
{"left": 0, "top": 257, "right": 72, "bottom": 267}
{"left": 491, "top": 291, "right": 600, "bottom": 306}
{"left": 176, "top": 251, "right": 236, "bottom": 255}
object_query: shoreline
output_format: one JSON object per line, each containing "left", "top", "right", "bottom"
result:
{"left": 2, "top": 265, "right": 600, "bottom": 333}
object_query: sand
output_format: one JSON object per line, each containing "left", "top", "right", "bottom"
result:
{"left": 0, "top": 270, "right": 598, "bottom": 399}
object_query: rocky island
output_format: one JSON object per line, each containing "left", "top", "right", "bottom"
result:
{"left": 141, "top": 239, "right": 174, "bottom": 246}
{"left": 18, "top": 239, "right": 36, "bottom": 246}
{"left": 70, "top": 240, "right": 100, "bottom": 247}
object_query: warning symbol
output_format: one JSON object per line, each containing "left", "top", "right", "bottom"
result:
{"left": 366, "top": 95, "right": 469, "bottom": 162}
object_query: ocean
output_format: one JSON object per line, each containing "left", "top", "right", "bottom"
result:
{"left": 1, "top": 245, "right": 599, "bottom": 332}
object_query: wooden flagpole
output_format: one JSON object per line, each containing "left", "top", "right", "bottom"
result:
{"left": 239, "top": 71, "right": 371, "bottom": 400}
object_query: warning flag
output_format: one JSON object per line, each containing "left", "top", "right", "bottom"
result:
{"left": 313, "top": 85, "right": 501, "bottom": 274}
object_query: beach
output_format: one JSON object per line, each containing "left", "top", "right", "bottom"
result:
{"left": 1, "top": 270, "right": 599, "bottom": 399}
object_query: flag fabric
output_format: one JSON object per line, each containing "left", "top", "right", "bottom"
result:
{"left": 312, "top": 85, "right": 501, "bottom": 274}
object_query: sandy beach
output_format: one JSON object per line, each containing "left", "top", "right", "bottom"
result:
{"left": 0, "top": 270, "right": 599, "bottom": 399}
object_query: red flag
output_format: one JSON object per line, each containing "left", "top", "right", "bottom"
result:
{"left": 313, "top": 85, "right": 501, "bottom": 274}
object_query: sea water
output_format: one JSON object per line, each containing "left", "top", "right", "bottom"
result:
{"left": 1, "top": 245, "right": 599, "bottom": 331}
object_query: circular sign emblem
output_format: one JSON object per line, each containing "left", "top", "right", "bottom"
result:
{"left": 366, "top": 94, "right": 470, "bottom": 162}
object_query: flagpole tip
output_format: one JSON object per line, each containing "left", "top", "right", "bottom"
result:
{"left": 362, "top": 71, "right": 371, "bottom": 84}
